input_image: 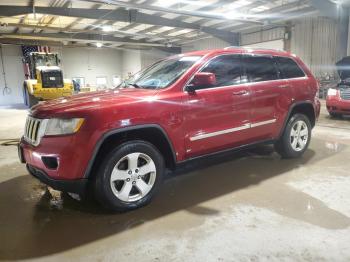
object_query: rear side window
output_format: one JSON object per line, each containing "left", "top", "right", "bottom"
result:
{"left": 243, "top": 55, "right": 278, "bottom": 82}
{"left": 200, "top": 55, "right": 242, "bottom": 88}
{"left": 275, "top": 56, "right": 305, "bottom": 79}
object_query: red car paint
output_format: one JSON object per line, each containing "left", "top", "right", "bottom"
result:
{"left": 19, "top": 48, "right": 320, "bottom": 189}
{"left": 326, "top": 89, "right": 350, "bottom": 115}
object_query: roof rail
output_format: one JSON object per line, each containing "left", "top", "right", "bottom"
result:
{"left": 224, "top": 46, "right": 240, "bottom": 50}
{"left": 224, "top": 46, "right": 286, "bottom": 52}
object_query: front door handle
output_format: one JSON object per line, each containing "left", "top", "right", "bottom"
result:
{"left": 232, "top": 90, "right": 248, "bottom": 96}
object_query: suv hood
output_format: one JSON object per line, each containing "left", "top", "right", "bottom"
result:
{"left": 336, "top": 56, "right": 350, "bottom": 81}
{"left": 31, "top": 88, "right": 159, "bottom": 116}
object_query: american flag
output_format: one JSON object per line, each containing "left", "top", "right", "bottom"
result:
{"left": 21, "top": 45, "right": 51, "bottom": 79}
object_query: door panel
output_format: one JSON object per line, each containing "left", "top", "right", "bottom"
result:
{"left": 248, "top": 79, "right": 290, "bottom": 139}
{"left": 184, "top": 86, "right": 251, "bottom": 157}
{"left": 242, "top": 55, "right": 291, "bottom": 140}
{"left": 183, "top": 54, "right": 252, "bottom": 158}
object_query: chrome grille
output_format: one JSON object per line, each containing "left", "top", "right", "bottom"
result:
{"left": 340, "top": 89, "right": 350, "bottom": 100}
{"left": 24, "top": 117, "right": 44, "bottom": 146}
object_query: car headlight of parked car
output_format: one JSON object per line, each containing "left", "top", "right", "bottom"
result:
{"left": 327, "top": 88, "right": 338, "bottom": 97}
{"left": 45, "top": 118, "right": 85, "bottom": 136}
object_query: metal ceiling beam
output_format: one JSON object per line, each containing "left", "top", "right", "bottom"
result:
{"left": 132, "top": 0, "right": 230, "bottom": 40}
{"left": 0, "top": 32, "right": 175, "bottom": 47}
{"left": 2, "top": 22, "right": 181, "bottom": 42}
{"left": 0, "top": 37, "right": 181, "bottom": 53}
{"left": 228, "top": 6, "right": 318, "bottom": 33}
{"left": 0, "top": 5, "right": 239, "bottom": 44}
{"left": 81, "top": 0, "right": 263, "bottom": 25}
{"left": 218, "top": 1, "right": 312, "bottom": 31}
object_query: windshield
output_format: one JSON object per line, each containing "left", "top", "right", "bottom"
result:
{"left": 33, "top": 53, "right": 59, "bottom": 67}
{"left": 121, "top": 56, "right": 201, "bottom": 89}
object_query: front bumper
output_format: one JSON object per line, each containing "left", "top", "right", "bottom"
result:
{"left": 26, "top": 164, "right": 87, "bottom": 194}
{"left": 18, "top": 130, "right": 96, "bottom": 193}
{"left": 326, "top": 97, "right": 350, "bottom": 114}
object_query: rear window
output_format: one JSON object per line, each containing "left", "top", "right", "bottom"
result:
{"left": 243, "top": 55, "right": 278, "bottom": 83}
{"left": 275, "top": 57, "right": 305, "bottom": 79}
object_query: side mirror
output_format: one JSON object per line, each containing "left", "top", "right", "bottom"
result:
{"left": 186, "top": 72, "right": 216, "bottom": 92}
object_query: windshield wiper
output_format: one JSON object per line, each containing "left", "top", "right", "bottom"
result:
{"left": 129, "top": 83, "right": 141, "bottom": 88}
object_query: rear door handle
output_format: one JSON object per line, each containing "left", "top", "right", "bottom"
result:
{"left": 232, "top": 90, "right": 248, "bottom": 96}
{"left": 278, "top": 85, "right": 290, "bottom": 89}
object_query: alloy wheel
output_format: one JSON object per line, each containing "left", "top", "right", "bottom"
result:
{"left": 110, "top": 152, "right": 157, "bottom": 202}
{"left": 290, "top": 120, "right": 309, "bottom": 152}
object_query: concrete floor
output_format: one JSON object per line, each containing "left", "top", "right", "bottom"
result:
{"left": 0, "top": 101, "right": 350, "bottom": 261}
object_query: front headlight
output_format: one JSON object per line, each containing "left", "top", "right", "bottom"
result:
{"left": 45, "top": 118, "right": 85, "bottom": 136}
{"left": 327, "top": 88, "right": 338, "bottom": 96}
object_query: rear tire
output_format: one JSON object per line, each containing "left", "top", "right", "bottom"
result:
{"left": 275, "top": 113, "right": 311, "bottom": 158}
{"left": 94, "top": 140, "right": 165, "bottom": 212}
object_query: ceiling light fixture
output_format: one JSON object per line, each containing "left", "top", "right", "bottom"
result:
{"left": 102, "top": 25, "right": 113, "bottom": 32}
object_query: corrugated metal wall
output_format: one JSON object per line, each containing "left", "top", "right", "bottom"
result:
{"left": 291, "top": 17, "right": 339, "bottom": 78}
{"left": 182, "top": 37, "right": 230, "bottom": 52}
{"left": 240, "top": 27, "right": 285, "bottom": 46}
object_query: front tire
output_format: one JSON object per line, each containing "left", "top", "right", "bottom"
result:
{"left": 329, "top": 112, "right": 342, "bottom": 118}
{"left": 275, "top": 113, "right": 311, "bottom": 158}
{"left": 94, "top": 141, "right": 165, "bottom": 212}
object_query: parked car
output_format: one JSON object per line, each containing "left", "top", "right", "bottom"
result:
{"left": 326, "top": 56, "right": 350, "bottom": 117}
{"left": 18, "top": 47, "right": 321, "bottom": 211}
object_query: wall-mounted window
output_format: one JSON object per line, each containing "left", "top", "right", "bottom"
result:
{"left": 112, "top": 75, "right": 121, "bottom": 88}
{"left": 96, "top": 76, "right": 107, "bottom": 90}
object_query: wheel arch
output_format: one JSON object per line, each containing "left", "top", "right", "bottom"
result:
{"left": 84, "top": 124, "right": 177, "bottom": 179}
{"left": 279, "top": 101, "right": 316, "bottom": 138}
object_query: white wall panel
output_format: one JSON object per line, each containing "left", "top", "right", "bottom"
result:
{"left": 140, "top": 49, "right": 172, "bottom": 68}
{"left": 57, "top": 46, "right": 123, "bottom": 89}
{"left": 122, "top": 49, "right": 141, "bottom": 79}
{"left": 241, "top": 27, "right": 285, "bottom": 46}
{"left": 242, "top": 39, "right": 284, "bottom": 50}
{"left": 291, "top": 17, "right": 339, "bottom": 78}
{"left": 182, "top": 37, "right": 230, "bottom": 52}
{"left": 0, "top": 45, "right": 25, "bottom": 106}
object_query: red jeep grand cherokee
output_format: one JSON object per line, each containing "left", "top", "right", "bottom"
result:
{"left": 19, "top": 47, "right": 320, "bottom": 211}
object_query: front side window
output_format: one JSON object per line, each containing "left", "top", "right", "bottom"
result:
{"left": 244, "top": 55, "right": 278, "bottom": 83}
{"left": 275, "top": 56, "right": 305, "bottom": 79}
{"left": 200, "top": 55, "right": 242, "bottom": 88}
{"left": 123, "top": 56, "right": 201, "bottom": 89}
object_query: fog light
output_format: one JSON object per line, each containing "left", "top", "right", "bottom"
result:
{"left": 42, "top": 156, "right": 58, "bottom": 169}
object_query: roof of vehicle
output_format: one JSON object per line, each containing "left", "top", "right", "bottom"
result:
{"left": 182, "top": 46, "right": 292, "bottom": 58}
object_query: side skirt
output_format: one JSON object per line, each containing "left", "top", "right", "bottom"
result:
{"left": 176, "top": 139, "right": 276, "bottom": 168}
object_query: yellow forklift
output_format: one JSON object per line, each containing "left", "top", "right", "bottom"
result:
{"left": 23, "top": 52, "right": 73, "bottom": 107}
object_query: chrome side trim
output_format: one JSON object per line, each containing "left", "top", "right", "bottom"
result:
{"left": 190, "top": 123, "right": 250, "bottom": 141}
{"left": 189, "top": 119, "right": 276, "bottom": 141}
{"left": 250, "top": 119, "right": 277, "bottom": 128}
